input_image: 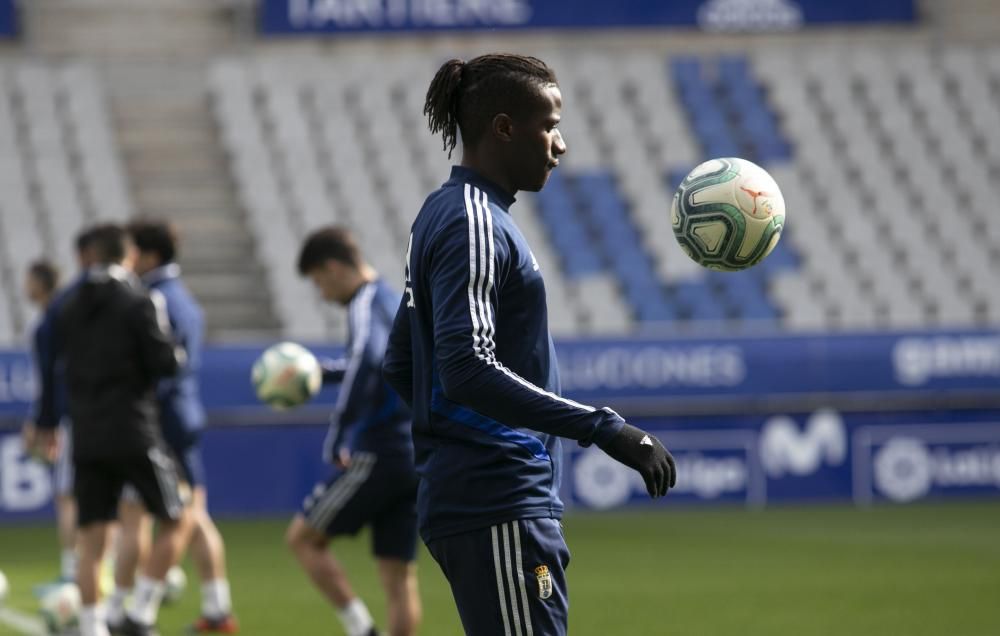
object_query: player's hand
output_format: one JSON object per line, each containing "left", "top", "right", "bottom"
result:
{"left": 21, "top": 421, "right": 37, "bottom": 451}
{"left": 334, "top": 447, "right": 352, "bottom": 470}
{"left": 32, "top": 428, "right": 60, "bottom": 465}
{"left": 598, "top": 423, "right": 676, "bottom": 498}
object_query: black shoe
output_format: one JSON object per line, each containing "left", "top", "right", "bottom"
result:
{"left": 107, "top": 618, "right": 125, "bottom": 635}
{"left": 119, "top": 617, "right": 160, "bottom": 636}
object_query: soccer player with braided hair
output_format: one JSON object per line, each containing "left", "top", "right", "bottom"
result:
{"left": 384, "top": 53, "right": 677, "bottom": 635}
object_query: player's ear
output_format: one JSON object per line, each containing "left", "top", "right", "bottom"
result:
{"left": 492, "top": 113, "right": 514, "bottom": 143}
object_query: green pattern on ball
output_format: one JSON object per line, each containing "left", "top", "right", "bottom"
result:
{"left": 251, "top": 342, "right": 318, "bottom": 410}
{"left": 672, "top": 157, "right": 785, "bottom": 272}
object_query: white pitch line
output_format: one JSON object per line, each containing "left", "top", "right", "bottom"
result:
{"left": 0, "top": 606, "right": 48, "bottom": 636}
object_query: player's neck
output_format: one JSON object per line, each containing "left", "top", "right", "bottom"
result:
{"left": 358, "top": 263, "right": 377, "bottom": 284}
{"left": 344, "top": 265, "right": 377, "bottom": 303}
{"left": 460, "top": 151, "right": 517, "bottom": 198}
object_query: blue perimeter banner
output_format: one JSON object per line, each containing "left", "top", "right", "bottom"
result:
{"left": 566, "top": 408, "right": 1000, "bottom": 510}
{"left": 2, "top": 408, "right": 999, "bottom": 522}
{"left": 260, "top": 0, "right": 917, "bottom": 35}
{"left": 0, "top": 0, "right": 15, "bottom": 37}
{"left": 1, "top": 329, "right": 999, "bottom": 422}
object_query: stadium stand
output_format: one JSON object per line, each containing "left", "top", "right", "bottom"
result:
{"left": 2, "top": 0, "right": 998, "bottom": 341}
{"left": 0, "top": 63, "right": 132, "bottom": 344}
{"left": 209, "top": 54, "right": 640, "bottom": 338}
{"left": 210, "top": 45, "right": 997, "bottom": 339}
{"left": 757, "top": 45, "right": 1000, "bottom": 330}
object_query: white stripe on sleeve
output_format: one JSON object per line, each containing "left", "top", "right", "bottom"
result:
{"left": 464, "top": 184, "right": 485, "bottom": 359}
{"left": 323, "top": 284, "right": 376, "bottom": 460}
{"left": 463, "top": 184, "right": 597, "bottom": 414}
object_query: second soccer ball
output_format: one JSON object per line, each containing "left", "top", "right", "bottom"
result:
{"left": 251, "top": 342, "right": 323, "bottom": 410}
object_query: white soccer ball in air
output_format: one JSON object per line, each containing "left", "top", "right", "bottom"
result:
{"left": 672, "top": 157, "right": 786, "bottom": 271}
{"left": 0, "top": 569, "right": 9, "bottom": 605}
{"left": 251, "top": 342, "right": 323, "bottom": 410}
{"left": 38, "top": 582, "right": 80, "bottom": 633}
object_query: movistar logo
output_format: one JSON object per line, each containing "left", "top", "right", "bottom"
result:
{"left": 760, "top": 409, "right": 846, "bottom": 477}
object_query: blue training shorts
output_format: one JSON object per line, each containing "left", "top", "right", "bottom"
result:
{"left": 427, "top": 518, "right": 571, "bottom": 636}
{"left": 301, "top": 451, "right": 419, "bottom": 562}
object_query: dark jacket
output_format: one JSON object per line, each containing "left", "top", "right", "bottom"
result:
{"left": 383, "top": 166, "right": 624, "bottom": 542}
{"left": 53, "top": 265, "right": 180, "bottom": 460}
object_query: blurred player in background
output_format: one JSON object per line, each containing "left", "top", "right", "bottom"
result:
{"left": 285, "top": 226, "right": 421, "bottom": 636}
{"left": 22, "top": 259, "right": 74, "bottom": 585}
{"left": 383, "top": 54, "right": 676, "bottom": 635}
{"left": 32, "top": 224, "right": 194, "bottom": 636}
{"left": 22, "top": 229, "right": 97, "bottom": 592}
{"left": 103, "top": 219, "right": 238, "bottom": 634}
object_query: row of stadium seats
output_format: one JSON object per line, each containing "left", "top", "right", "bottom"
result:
{"left": 209, "top": 54, "right": 644, "bottom": 338}
{"left": 756, "top": 45, "right": 1000, "bottom": 329}
{"left": 2, "top": 45, "right": 998, "bottom": 343}
{"left": 0, "top": 63, "right": 132, "bottom": 344}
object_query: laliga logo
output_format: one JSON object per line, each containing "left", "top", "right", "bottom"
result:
{"left": 573, "top": 449, "right": 634, "bottom": 510}
{"left": 573, "top": 443, "right": 748, "bottom": 509}
{"left": 760, "top": 409, "right": 846, "bottom": 477}
{"left": 873, "top": 437, "right": 932, "bottom": 503}
{"left": 873, "top": 436, "right": 1000, "bottom": 502}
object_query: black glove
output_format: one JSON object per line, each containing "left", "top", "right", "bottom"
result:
{"left": 598, "top": 423, "right": 676, "bottom": 498}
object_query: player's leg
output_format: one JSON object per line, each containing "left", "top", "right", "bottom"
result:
{"left": 56, "top": 494, "right": 78, "bottom": 578}
{"left": 189, "top": 488, "right": 226, "bottom": 581}
{"left": 507, "top": 518, "right": 572, "bottom": 636}
{"left": 54, "top": 424, "right": 78, "bottom": 584}
{"left": 187, "top": 487, "right": 238, "bottom": 632}
{"left": 107, "top": 493, "right": 152, "bottom": 629}
{"left": 121, "top": 446, "right": 194, "bottom": 634}
{"left": 286, "top": 514, "right": 380, "bottom": 636}
{"left": 286, "top": 452, "right": 380, "bottom": 636}
{"left": 371, "top": 475, "right": 421, "bottom": 636}
{"left": 74, "top": 459, "right": 124, "bottom": 636}
{"left": 33, "top": 428, "right": 80, "bottom": 598}
{"left": 285, "top": 515, "right": 357, "bottom": 607}
{"left": 426, "top": 518, "right": 571, "bottom": 636}
{"left": 375, "top": 559, "right": 420, "bottom": 636}
{"left": 78, "top": 522, "right": 115, "bottom": 636}
{"left": 179, "top": 444, "right": 238, "bottom": 632}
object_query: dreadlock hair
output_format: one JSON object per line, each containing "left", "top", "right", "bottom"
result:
{"left": 424, "top": 54, "right": 558, "bottom": 158}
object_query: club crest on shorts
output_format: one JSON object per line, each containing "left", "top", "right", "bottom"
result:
{"left": 534, "top": 565, "right": 553, "bottom": 600}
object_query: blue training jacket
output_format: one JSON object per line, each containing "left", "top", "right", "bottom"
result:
{"left": 384, "top": 166, "right": 625, "bottom": 542}
{"left": 319, "top": 278, "right": 412, "bottom": 464}
{"left": 143, "top": 264, "right": 206, "bottom": 449}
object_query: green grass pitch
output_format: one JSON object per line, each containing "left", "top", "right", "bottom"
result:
{"left": 1, "top": 502, "right": 998, "bottom": 635}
